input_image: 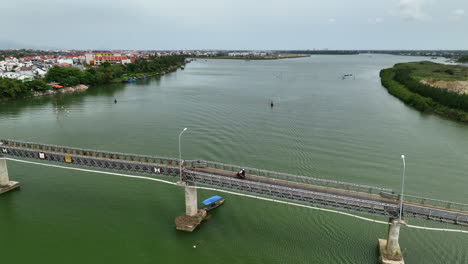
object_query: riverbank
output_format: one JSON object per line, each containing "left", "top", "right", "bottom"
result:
{"left": 0, "top": 84, "right": 89, "bottom": 101}
{"left": 380, "top": 61, "right": 468, "bottom": 123}
{"left": 1, "top": 55, "right": 186, "bottom": 101}
{"left": 206, "top": 54, "right": 309, "bottom": 60}
{"left": 111, "top": 64, "right": 182, "bottom": 83}
{"left": 32, "top": 84, "right": 89, "bottom": 97}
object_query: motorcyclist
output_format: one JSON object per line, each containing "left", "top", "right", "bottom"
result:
{"left": 236, "top": 169, "right": 246, "bottom": 179}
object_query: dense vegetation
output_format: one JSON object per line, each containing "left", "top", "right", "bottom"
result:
{"left": 46, "top": 55, "right": 185, "bottom": 86}
{"left": 0, "top": 78, "right": 49, "bottom": 98}
{"left": 0, "top": 55, "right": 186, "bottom": 99}
{"left": 380, "top": 68, "right": 433, "bottom": 111}
{"left": 394, "top": 68, "right": 468, "bottom": 112}
{"left": 380, "top": 61, "right": 468, "bottom": 122}
{"left": 458, "top": 55, "right": 468, "bottom": 63}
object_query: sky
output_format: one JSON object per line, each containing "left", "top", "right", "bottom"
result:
{"left": 1, "top": 0, "right": 467, "bottom": 50}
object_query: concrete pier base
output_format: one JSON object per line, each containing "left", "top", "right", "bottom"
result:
{"left": 175, "top": 209, "right": 207, "bottom": 232}
{"left": 0, "top": 156, "right": 20, "bottom": 195}
{"left": 0, "top": 181, "right": 20, "bottom": 194}
{"left": 378, "top": 218, "right": 405, "bottom": 264}
{"left": 378, "top": 239, "right": 404, "bottom": 264}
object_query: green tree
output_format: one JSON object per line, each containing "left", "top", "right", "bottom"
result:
{"left": 458, "top": 55, "right": 468, "bottom": 63}
{"left": 0, "top": 78, "right": 27, "bottom": 98}
{"left": 26, "top": 79, "right": 50, "bottom": 91}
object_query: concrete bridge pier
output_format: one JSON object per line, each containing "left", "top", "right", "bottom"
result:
{"left": 0, "top": 155, "right": 20, "bottom": 194}
{"left": 378, "top": 218, "right": 405, "bottom": 264}
{"left": 175, "top": 180, "right": 206, "bottom": 232}
{"left": 184, "top": 182, "right": 198, "bottom": 216}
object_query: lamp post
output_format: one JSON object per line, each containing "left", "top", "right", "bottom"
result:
{"left": 399, "top": 154, "right": 406, "bottom": 223}
{"left": 179, "top": 128, "right": 188, "bottom": 182}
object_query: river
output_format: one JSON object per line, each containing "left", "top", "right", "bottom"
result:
{"left": 0, "top": 55, "right": 467, "bottom": 263}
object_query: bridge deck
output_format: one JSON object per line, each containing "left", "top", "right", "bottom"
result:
{"left": 191, "top": 167, "right": 396, "bottom": 205}
{"left": 2, "top": 139, "right": 468, "bottom": 225}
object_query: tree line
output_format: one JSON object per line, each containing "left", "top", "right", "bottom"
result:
{"left": 380, "top": 68, "right": 468, "bottom": 122}
{"left": 0, "top": 55, "right": 186, "bottom": 99}
{"left": 45, "top": 55, "right": 186, "bottom": 86}
{"left": 458, "top": 55, "right": 468, "bottom": 63}
{"left": 380, "top": 68, "right": 432, "bottom": 111}
{"left": 393, "top": 68, "right": 468, "bottom": 112}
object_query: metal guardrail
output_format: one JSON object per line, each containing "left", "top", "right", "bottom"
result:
{"left": 2, "top": 140, "right": 468, "bottom": 225}
{"left": 404, "top": 195, "right": 468, "bottom": 213}
{"left": 184, "top": 169, "right": 400, "bottom": 218}
{"left": 186, "top": 159, "right": 393, "bottom": 195}
{"left": 183, "top": 170, "right": 468, "bottom": 225}
{"left": 0, "top": 139, "right": 179, "bottom": 166}
{"left": 381, "top": 192, "right": 468, "bottom": 215}
{"left": 2, "top": 146, "right": 181, "bottom": 179}
{"left": 1, "top": 139, "right": 393, "bottom": 195}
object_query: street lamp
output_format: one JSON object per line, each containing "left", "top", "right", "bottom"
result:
{"left": 179, "top": 128, "right": 188, "bottom": 182}
{"left": 399, "top": 154, "right": 406, "bottom": 223}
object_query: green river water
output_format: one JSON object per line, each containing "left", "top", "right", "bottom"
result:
{"left": 0, "top": 55, "right": 467, "bottom": 263}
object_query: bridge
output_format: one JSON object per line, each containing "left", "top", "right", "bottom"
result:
{"left": 1, "top": 139, "right": 467, "bottom": 264}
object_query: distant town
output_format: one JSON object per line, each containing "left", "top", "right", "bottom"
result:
{"left": 1, "top": 49, "right": 468, "bottom": 81}
{"left": 0, "top": 50, "right": 217, "bottom": 81}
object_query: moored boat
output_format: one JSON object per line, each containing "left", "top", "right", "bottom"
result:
{"left": 202, "top": 195, "right": 225, "bottom": 211}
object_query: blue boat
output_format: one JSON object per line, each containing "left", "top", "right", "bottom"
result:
{"left": 201, "top": 195, "right": 225, "bottom": 211}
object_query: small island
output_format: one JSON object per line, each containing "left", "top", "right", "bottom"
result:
{"left": 380, "top": 61, "right": 468, "bottom": 122}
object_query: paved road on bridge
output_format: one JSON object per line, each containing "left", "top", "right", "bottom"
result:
{"left": 2, "top": 139, "right": 468, "bottom": 225}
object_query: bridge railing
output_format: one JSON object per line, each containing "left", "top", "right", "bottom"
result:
{"left": 1, "top": 139, "right": 179, "bottom": 166}
{"left": 184, "top": 169, "right": 400, "bottom": 218}
{"left": 1, "top": 139, "right": 393, "bottom": 196}
{"left": 186, "top": 159, "right": 393, "bottom": 195}
{"left": 404, "top": 195, "right": 468, "bottom": 213}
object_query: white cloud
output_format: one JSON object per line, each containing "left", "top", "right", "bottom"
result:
{"left": 328, "top": 18, "right": 336, "bottom": 24}
{"left": 368, "top": 17, "right": 384, "bottom": 24}
{"left": 453, "top": 9, "right": 465, "bottom": 18}
{"left": 396, "top": 0, "right": 431, "bottom": 21}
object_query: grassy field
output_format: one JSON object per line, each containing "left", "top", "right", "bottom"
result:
{"left": 393, "top": 61, "right": 468, "bottom": 81}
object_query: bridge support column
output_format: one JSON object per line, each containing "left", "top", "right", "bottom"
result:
{"left": 378, "top": 218, "right": 405, "bottom": 264}
{"left": 175, "top": 181, "right": 206, "bottom": 232}
{"left": 185, "top": 182, "right": 198, "bottom": 216}
{"left": 0, "top": 155, "right": 20, "bottom": 195}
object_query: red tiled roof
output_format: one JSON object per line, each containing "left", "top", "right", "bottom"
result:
{"left": 56, "top": 63, "right": 71, "bottom": 67}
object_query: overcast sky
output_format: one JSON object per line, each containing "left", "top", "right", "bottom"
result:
{"left": 1, "top": 0, "right": 467, "bottom": 50}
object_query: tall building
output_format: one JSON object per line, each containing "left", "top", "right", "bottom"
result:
{"left": 84, "top": 53, "right": 131, "bottom": 65}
